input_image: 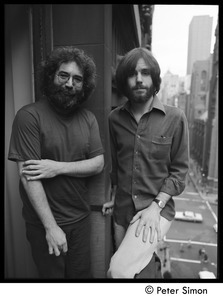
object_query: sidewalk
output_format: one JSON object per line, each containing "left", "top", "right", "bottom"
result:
{"left": 188, "top": 159, "right": 218, "bottom": 205}
{"left": 157, "top": 241, "right": 171, "bottom": 277}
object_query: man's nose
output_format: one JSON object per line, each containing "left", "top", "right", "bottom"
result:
{"left": 65, "top": 77, "right": 74, "bottom": 87}
{"left": 136, "top": 72, "right": 142, "bottom": 83}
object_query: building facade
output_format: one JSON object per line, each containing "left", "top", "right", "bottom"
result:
{"left": 188, "top": 58, "right": 211, "bottom": 165}
{"left": 189, "top": 17, "right": 218, "bottom": 190}
{"left": 190, "top": 59, "right": 211, "bottom": 120}
{"left": 159, "top": 71, "right": 180, "bottom": 106}
{"left": 187, "top": 15, "right": 213, "bottom": 75}
{"left": 202, "top": 18, "right": 218, "bottom": 188}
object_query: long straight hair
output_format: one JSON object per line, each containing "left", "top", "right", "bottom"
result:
{"left": 115, "top": 47, "right": 161, "bottom": 97}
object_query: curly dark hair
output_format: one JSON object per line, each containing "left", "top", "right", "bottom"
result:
{"left": 39, "top": 46, "right": 97, "bottom": 101}
{"left": 115, "top": 47, "right": 161, "bottom": 97}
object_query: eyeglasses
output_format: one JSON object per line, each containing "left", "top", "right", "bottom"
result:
{"left": 56, "top": 72, "right": 83, "bottom": 85}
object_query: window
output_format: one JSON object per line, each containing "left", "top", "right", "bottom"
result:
{"left": 200, "top": 70, "right": 207, "bottom": 91}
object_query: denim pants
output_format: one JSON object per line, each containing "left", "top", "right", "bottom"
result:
{"left": 26, "top": 215, "right": 92, "bottom": 279}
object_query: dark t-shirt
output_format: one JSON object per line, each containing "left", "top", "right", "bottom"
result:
{"left": 8, "top": 98, "right": 104, "bottom": 226}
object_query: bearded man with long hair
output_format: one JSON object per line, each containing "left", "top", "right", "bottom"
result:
{"left": 8, "top": 47, "right": 104, "bottom": 279}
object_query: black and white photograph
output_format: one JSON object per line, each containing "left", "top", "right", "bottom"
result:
{"left": 4, "top": 3, "right": 220, "bottom": 297}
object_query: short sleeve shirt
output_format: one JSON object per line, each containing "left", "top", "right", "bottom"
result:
{"left": 8, "top": 98, "right": 104, "bottom": 226}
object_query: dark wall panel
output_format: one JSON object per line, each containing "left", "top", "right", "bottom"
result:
{"left": 53, "top": 4, "right": 104, "bottom": 46}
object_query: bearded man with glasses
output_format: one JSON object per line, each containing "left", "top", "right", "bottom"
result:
{"left": 8, "top": 46, "right": 104, "bottom": 279}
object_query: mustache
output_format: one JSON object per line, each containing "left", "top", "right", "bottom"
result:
{"left": 132, "top": 85, "right": 148, "bottom": 90}
{"left": 52, "top": 85, "right": 77, "bottom": 96}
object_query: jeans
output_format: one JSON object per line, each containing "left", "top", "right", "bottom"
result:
{"left": 26, "top": 215, "right": 92, "bottom": 279}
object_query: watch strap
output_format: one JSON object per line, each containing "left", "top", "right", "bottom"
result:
{"left": 153, "top": 198, "right": 165, "bottom": 209}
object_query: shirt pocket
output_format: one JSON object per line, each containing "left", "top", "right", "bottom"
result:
{"left": 150, "top": 136, "right": 172, "bottom": 160}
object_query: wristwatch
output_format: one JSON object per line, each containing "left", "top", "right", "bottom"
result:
{"left": 153, "top": 198, "right": 165, "bottom": 209}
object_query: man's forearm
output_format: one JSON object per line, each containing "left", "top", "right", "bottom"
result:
{"left": 20, "top": 172, "right": 68, "bottom": 256}
{"left": 57, "top": 154, "right": 104, "bottom": 177}
{"left": 21, "top": 176, "right": 58, "bottom": 229}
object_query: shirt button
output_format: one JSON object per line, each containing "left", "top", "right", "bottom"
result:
{"left": 134, "top": 195, "right": 137, "bottom": 199}
{"left": 137, "top": 135, "right": 140, "bottom": 138}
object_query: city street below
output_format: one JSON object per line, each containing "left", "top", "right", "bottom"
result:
{"left": 158, "top": 160, "right": 218, "bottom": 279}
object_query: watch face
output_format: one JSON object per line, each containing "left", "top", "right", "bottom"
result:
{"left": 154, "top": 199, "right": 165, "bottom": 208}
{"left": 158, "top": 200, "right": 165, "bottom": 208}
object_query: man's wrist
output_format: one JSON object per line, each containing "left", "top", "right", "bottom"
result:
{"left": 58, "top": 161, "right": 67, "bottom": 176}
{"left": 154, "top": 192, "right": 171, "bottom": 209}
{"left": 153, "top": 198, "right": 166, "bottom": 209}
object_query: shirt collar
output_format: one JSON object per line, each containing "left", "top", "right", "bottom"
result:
{"left": 121, "top": 95, "right": 166, "bottom": 115}
{"left": 152, "top": 95, "right": 166, "bottom": 114}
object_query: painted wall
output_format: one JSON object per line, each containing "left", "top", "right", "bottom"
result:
{"left": 5, "top": 4, "right": 38, "bottom": 278}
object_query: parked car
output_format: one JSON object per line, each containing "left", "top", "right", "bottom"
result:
{"left": 198, "top": 270, "right": 216, "bottom": 279}
{"left": 174, "top": 210, "right": 203, "bottom": 222}
{"left": 213, "top": 223, "right": 217, "bottom": 233}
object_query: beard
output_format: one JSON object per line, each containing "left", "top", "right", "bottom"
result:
{"left": 126, "top": 83, "right": 155, "bottom": 104}
{"left": 45, "top": 83, "right": 85, "bottom": 115}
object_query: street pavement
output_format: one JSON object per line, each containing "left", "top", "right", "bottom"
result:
{"left": 158, "top": 169, "right": 218, "bottom": 279}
